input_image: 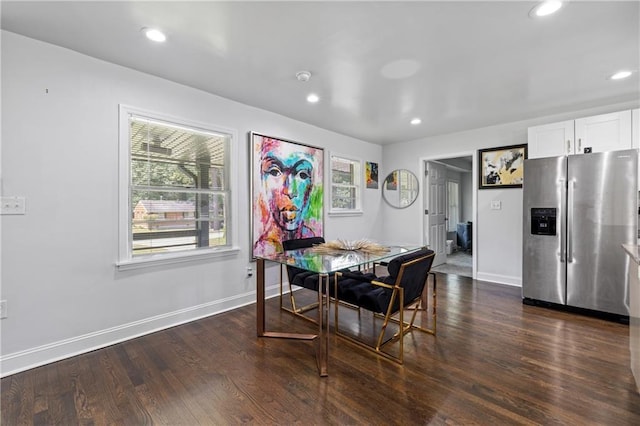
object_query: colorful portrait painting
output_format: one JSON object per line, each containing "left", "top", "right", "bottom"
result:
{"left": 366, "top": 161, "right": 379, "bottom": 189}
{"left": 251, "top": 133, "right": 324, "bottom": 258}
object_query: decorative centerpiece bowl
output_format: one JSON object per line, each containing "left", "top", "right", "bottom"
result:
{"left": 310, "top": 238, "right": 389, "bottom": 254}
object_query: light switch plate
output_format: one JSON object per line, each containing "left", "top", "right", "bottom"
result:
{"left": 1, "top": 197, "right": 26, "bottom": 215}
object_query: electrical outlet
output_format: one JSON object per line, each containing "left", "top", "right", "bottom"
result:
{"left": 246, "top": 267, "right": 254, "bottom": 277}
{"left": 1, "top": 197, "right": 26, "bottom": 215}
{"left": 0, "top": 300, "right": 7, "bottom": 319}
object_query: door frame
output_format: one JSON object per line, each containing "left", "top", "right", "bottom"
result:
{"left": 419, "top": 151, "right": 477, "bottom": 279}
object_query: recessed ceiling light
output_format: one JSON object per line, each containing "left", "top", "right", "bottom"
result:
{"left": 410, "top": 118, "right": 422, "bottom": 125}
{"left": 610, "top": 70, "right": 633, "bottom": 80}
{"left": 307, "top": 93, "right": 319, "bottom": 103}
{"left": 530, "top": 1, "right": 563, "bottom": 18}
{"left": 142, "top": 27, "right": 166, "bottom": 43}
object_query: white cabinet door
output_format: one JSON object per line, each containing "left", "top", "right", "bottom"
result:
{"left": 632, "top": 108, "right": 639, "bottom": 149}
{"left": 632, "top": 108, "right": 639, "bottom": 184}
{"left": 574, "top": 110, "right": 632, "bottom": 154}
{"left": 527, "top": 120, "right": 574, "bottom": 159}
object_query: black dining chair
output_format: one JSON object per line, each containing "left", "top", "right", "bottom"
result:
{"left": 280, "top": 237, "right": 331, "bottom": 321}
{"left": 281, "top": 237, "right": 373, "bottom": 322}
{"left": 334, "top": 248, "right": 436, "bottom": 364}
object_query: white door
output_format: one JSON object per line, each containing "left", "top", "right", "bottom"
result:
{"left": 424, "top": 161, "right": 447, "bottom": 266}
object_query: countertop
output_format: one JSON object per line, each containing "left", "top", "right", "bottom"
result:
{"left": 625, "top": 243, "right": 640, "bottom": 393}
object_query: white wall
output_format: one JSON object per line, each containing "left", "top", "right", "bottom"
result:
{"left": 0, "top": 31, "right": 383, "bottom": 376}
{"left": 382, "top": 99, "right": 639, "bottom": 286}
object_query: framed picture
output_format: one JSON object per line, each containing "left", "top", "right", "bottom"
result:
{"left": 478, "top": 144, "right": 527, "bottom": 189}
{"left": 365, "top": 161, "right": 379, "bottom": 189}
{"left": 250, "top": 132, "right": 324, "bottom": 258}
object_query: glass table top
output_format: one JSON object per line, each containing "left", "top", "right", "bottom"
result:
{"left": 257, "top": 245, "right": 420, "bottom": 274}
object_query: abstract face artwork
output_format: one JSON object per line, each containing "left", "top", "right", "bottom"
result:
{"left": 251, "top": 133, "right": 323, "bottom": 257}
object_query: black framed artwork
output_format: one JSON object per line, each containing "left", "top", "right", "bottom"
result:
{"left": 478, "top": 143, "right": 527, "bottom": 189}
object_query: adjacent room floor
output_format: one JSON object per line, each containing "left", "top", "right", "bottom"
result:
{"left": 431, "top": 250, "right": 472, "bottom": 277}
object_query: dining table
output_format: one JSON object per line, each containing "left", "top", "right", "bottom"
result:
{"left": 255, "top": 244, "right": 419, "bottom": 376}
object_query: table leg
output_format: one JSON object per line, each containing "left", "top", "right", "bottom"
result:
{"left": 256, "top": 258, "right": 321, "bottom": 368}
{"left": 317, "top": 273, "right": 329, "bottom": 377}
{"left": 257, "top": 258, "right": 265, "bottom": 337}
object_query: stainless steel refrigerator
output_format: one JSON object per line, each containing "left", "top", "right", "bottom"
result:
{"left": 522, "top": 149, "right": 638, "bottom": 316}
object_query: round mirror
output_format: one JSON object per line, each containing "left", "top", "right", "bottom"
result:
{"left": 382, "top": 169, "right": 419, "bottom": 208}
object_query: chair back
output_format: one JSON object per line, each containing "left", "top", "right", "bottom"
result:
{"left": 386, "top": 248, "right": 435, "bottom": 312}
{"left": 282, "top": 237, "right": 325, "bottom": 251}
{"left": 282, "top": 237, "right": 325, "bottom": 281}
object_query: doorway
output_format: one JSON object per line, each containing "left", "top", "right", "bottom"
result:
{"left": 423, "top": 155, "right": 474, "bottom": 278}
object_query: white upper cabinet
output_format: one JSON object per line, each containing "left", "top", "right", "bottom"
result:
{"left": 527, "top": 120, "right": 574, "bottom": 158}
{"left": 633, "top": 109, "right": 640, "bottom": 184}
{"left": 574, "top": 110, "right": 631, "bottom": 154}
{"left": 528, "top": 110, "right": 633, "bottom": 159}
{"left": 632, "top": 108, "right": 639, "bottom": 149}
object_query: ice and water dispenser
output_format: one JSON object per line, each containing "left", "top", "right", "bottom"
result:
{"left": 530, "top": 208, "right": 556, "bottom": 236}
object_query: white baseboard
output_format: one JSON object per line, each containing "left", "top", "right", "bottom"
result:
{"left": 0, "top": 283, "right": 286, "bottom": 378}
{"left": 476, "top": 272, "right": 522, "bottom": 287}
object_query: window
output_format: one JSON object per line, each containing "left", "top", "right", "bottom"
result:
{"left": 330, "top": 154, "right": 362, "bottom": 214}
{"left": 447, "top": 181, "right": 460, "bottom": 232}
{"left": 118, "top": 106, "right": 236, "bottom": 267}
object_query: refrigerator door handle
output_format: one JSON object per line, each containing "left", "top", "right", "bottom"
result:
{"left": 567, "top": 179, "right": 575, "bottom": 263}
{"left": 559, "top": 178, "right": 566, "bottom": 263}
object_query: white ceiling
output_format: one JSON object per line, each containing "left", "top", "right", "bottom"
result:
{"left": 2, "top": 1, "right": 638, "bottom": 145}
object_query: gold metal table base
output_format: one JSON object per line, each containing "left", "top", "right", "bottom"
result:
{"left": 256, "top": 258, "right": 329, "bottom": 377}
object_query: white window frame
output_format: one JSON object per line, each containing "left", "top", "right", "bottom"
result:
{"left": 117, "top": 105, "right": 239, "bottom": 270}
{"left": 328, "top": 153, "right": 363, "bottom": 216}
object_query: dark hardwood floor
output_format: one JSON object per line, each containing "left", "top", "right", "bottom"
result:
{"left": 2, "top": 273, "right": 640, "bottom": 425}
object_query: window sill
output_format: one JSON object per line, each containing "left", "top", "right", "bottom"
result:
{"left": 328, "top": 210, "right": 364, "bottom": 217}
{"left": 116, "top": 246, "right": 241, "bottom": 271}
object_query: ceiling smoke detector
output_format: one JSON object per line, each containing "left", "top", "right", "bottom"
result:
{"left": 296, "top": 71, "right": 311, "bottom": 82}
